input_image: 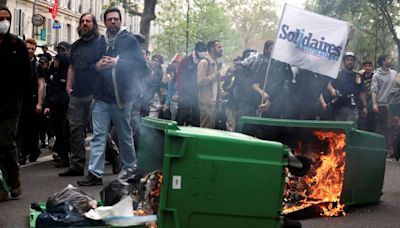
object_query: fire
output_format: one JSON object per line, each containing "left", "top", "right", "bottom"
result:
{"left": 283, "top": 130, "right": 347, "bottom": 216}
{"left": 132, "top": 171, "right": 163, "bottom": 228}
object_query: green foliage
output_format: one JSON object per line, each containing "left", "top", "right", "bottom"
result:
{"left": 153, "top": 0, "right": 241, "bottom": 60}
{"left": 225, "top": 0, "right": 278, "bottom": 46}
{"left": 104, "top": 0, "right": 140, "bottom": 15}
{"left": 153, "top": 0, "right": 277, "bottom": 61}
{"left": 306, "top": 0, "right": 400, "bottom": 69}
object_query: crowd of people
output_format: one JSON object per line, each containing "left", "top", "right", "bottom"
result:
{"left": 1, "top": 4, "right": 399, "bottom": 200}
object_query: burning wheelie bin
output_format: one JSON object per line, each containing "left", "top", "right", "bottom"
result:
{"left": 238, "top": 116, "right": 387, "bottom": 216}
{"left": 137, "top": 117, "right": 305, "bottom": 228}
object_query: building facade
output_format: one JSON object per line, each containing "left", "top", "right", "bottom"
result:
{"left": 5, "top": 0, "right": 143, "bottom": 48}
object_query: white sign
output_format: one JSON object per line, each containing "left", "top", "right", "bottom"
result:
{"left": 172, "top": 176, "right": 181, "bottom": 189}
{"left": 271, "top": 4, "right": 350, "bottom": 79}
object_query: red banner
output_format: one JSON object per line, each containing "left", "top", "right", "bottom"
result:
{"left": 51, "top": 0, "right": 59, "bottom": 20}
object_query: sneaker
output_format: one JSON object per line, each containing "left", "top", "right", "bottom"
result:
{"left": 77, "top": 173, "right": 102, "bottom": 186}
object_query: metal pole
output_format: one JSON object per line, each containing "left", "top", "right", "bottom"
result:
{"left": 186, "top": 0, "right": 189, "bottom": 56}
{"left": 258, "top": 57, "right": 273, "bottom": 117}
{"left": 32, "top": 0, "right": 36, "bottom": 38}
{"left": 258, "top": 3, "right": 287, "bottom": 117}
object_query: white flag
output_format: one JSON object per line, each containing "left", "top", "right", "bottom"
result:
{"left": 271, "top": 4, "right": 350, "bottom": 79}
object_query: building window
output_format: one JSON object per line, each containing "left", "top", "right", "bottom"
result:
{"left": 13, "top": 9, "right": 24, "bottom": 37}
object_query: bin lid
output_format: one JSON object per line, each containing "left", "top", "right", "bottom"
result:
{"left": 238, "top": 116, "right": 357, "bottom": 132}
{"left": 143, "top": 117, "right": 279, "bottom": 143}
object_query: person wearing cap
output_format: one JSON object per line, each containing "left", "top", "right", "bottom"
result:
{"left": 371, "top": 54, "right": 398, "bottom": 157}
{"left": 0, "top": 4, "right": 32, "bottom": 200}
{"left": 358, "top": 60, "right": 376, "bottom": 131}
{"left": 322, "top": 51, "right": 366, "bottom": 122}
{"left": 231, "top": 48, "right": 258, "bottom": 127}
{"left": 38, "top": 44, "right": 52, "bottom": 63}
{"left": 175, "top": 41, "right": 208, "bottom": 126}
{"left": 56, "top": 41, "right": 70, "bottom": 54}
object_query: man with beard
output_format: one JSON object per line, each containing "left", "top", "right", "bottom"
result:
{"left": 371, "top": 54, "right": 398, "bottom": 157}
{"left": 78, "top": 8, "right": 148, "bottom": 186}
{"left": 197, "top": 40, "right": 226, "bottom": 128}
{"left": 0, "top": 5, "right": 31, "bottom": 199}
{"left": 59, "top": 13, "right": 100, "bottom": 176}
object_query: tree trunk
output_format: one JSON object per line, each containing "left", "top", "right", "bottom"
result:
{"left": 139, "top": 0, "right": 157, "bottom": 50}
{"left": 0, "top": 0, "right": 7, "bottom": 5}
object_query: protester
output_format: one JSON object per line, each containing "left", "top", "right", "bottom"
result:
{"left": 246, "top": 40, "right": 292, "bottom": 118}
{"left": 163, "top": 63, "right": 179, "bottom": 120}
{"left": 38, "top": 44, "right": 52, "bottom": 63}
{"left": 0, "top": 5, "right": 31, "bottom": 199}
{"left": 358, "top": 60, "right": 376, "bottom": 131}
{"left": 60, "top": 13, "right": 100, "bottom": 177}
{"left": 146, "top": 54, "right": 166, "bottom": 118}
{"left": 371, "top": 54, "right": 398, "bottom": 157}
{"left": 176, "top": 41, "right": 208, "bottom": 126}
{"left": 231, "top": 48, "right": 258, "bottom": 126}
{"left": 78, "top": 8, "right": 148, "bottom": 186}
{"left": 16, "top": 38, "right": 46, "bottom": 165}
{"left": 44, "top": 53, "right": 71, "bottom": 168}
{"left": 322, "top": 52, "right": 366, "bottom": 122}
{"left": 197, "top": 40, "right": 226, "bottom": 128}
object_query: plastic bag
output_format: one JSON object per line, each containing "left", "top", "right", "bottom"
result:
{"left": 100, "top": 180, "right": 132, "bottom": 206}
{"left": 100, "top": 168, "right": 144, "bottom": 206}
{"left": 46, "top": 185, "right": 97, "bottom": 215}
{"left": 36, "top": 202, "right": 105, "bottom": 227}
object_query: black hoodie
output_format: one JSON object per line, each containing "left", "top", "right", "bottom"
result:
{"left": 0, "top": 5, "right": 32, "bottom": 121}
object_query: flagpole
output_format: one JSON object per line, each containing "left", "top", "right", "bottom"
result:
{"left": 258, "top": 3, "right": 288, "bottom": 117}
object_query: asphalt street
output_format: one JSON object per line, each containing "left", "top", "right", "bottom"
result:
{"left": 0, "top": 149, "right": 399, "bottom": 228}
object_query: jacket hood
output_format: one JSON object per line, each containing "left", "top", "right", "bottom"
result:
{"left": 105, "top": 26, "right": 127, "bottom": 51}
{"left": 0, "top": 5, "right": 12, "bottom": 35}
{"left": 376, "top": 67, "right": 390, "bottom": 75}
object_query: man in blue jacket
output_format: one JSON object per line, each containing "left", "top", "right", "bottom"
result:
{"left": 78, "top": 8, "right": 148, "bottom": 186}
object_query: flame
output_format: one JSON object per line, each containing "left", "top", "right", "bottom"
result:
{"left": 283, "top": 130, "right": 347, "bottom": 216}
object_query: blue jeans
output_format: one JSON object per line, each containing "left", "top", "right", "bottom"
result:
{"left": 89, "top": 100, "right": 136, "bottom": 177}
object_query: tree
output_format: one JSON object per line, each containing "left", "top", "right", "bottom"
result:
{"left": 107, "top": 0, "right": 157, "bottom": 49}
{"left": 306, "top": 0, "right": 400, "bottom": 70}
{"left": 154, "top": 0, "right": 241, "bottom": 60}
{"left": 225, "top": 0, "right": 278, "bottom": 47}
{"left": 0, "top": 0, "right": 7, "bottom": 5}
